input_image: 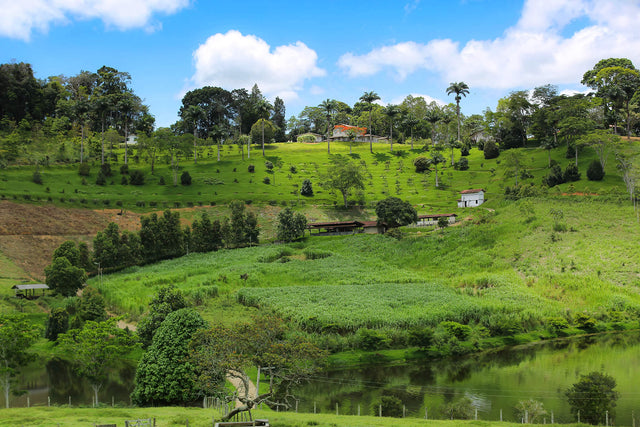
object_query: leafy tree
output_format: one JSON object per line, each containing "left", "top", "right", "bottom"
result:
{"left": 276, "top": 207, "right": 307, "bottom": 242}
{"left": 483, "top": 140, "right": 500, "bottom": 159}
{"left": 543, "top": 164, "right": 565, "bottom": 188}
{"left": 271, "top": 96, "right": 286, "bottom": 142}
{"left": 503, "top": 150, "right": 526, "bottom": 186}
{"left": 191, "top": 212, "right": 222, "bottom": 253}
{"left": 565, "top": 372, "right": 619, "bottom": 425}
{"left": 300, "top": 178, "right": 313, "bottom": 196}
{"left": 408, "top": 327, "right": 434, "bottom": 350}
{"left": 514, "top": 399, "right": 547, "bottom": 424}
{"left": 587, "top": 159, "right": 605, "bottom": 181}
{"left": 359, "top": 91, "right": 381, "bottom": 153}
{"left": 564, "top": 163, "right": 581, "bottom": 182}
{"left": 250, "top": 118, "right": 276, "bottom": 148}
{"left": 139, "top": 210, "right": 184, "bottom": 263}
{"left": 180, "top": 171, "right": 192, "bottom": 185}
{"left": 378, "top": 395, "right": 403, "bottom": 417}
{"left": 324, "top": 157, "right": 365, "bottom": 208}
{"left": 580, "top": 130, "right": 620, "bottom": 170}
{"left": 320, "top": 99, "right": 337, "bottom": 154}
{"left": 413, "top": 156, "right": 430, "bottom": 173}
{"left": 45, "top": 307, "right": 70, "bottom": 341}
{"left": 129, "top": 169, "right": 144, "bottom": 185}
{"left": 375, "top": 197, "right": 417, "bottom": 228}
{"left": 384, "top": 104, "right": 400, "bottom": 152}
{"left": 255, "top": 99, "right": 272, "bottom": 156}
{"left": 132, "top": 308, "right": 207, "bottom": 406}
{"left": 442, "top": 396, "right": 474, "bottom": 420}
{"left": 93, "top": 222, "right": 141, "bottom": 269}
{"left": 437, "top": 216, "right": 450, "bottom": 229}
{"left": 0, "top": 314, "right": 41, "bottom": 408}
{"left": 45, "top": 257, "right": 87, "bottom": 297}
{"left": 429, "top": 150, "right": 445, "bottom": 188}
{"left": 52, "top": 240, "right": 81, "bottom": 267}
{"left": 77, "top": 287, "right": 107, "bottom": 323}
{"left": 137, "top": 285, "right": 189, "bottom": 349}
{"left": 189, "top": 314, "right": 326, "bottom": 421}
{"left": 58, "top": 318, "right": 135, "bottom": 406}
{"left": 446, "top": 81, "right": 470, "bottom": 143}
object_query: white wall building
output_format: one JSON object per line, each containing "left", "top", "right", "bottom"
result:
{"left": 458, "top": 189, "right": 485, "bottom": 208}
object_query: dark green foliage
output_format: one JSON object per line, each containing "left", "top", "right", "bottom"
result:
{"left": 263, "top": 176, "right": 270, "bottom": 184}
{"left": 181, "top": 171, "right": 192, "bottom": 185}
{"left": 191, "top": 212, "right": 223, "bottom": 253}
{"left": 546, "top": 317, "right": 569, "bottom": 334}
{"left": 543, "top": 164, "right": 565, "bottom": 187}
{"left": 100, "top": 163, "right": 112, "bottom": 177}
{"left": 139, "top": 210, "right": 185, "bottom": 263}
{"left": 32, "top": 170, "right": 42, "bottom": 184}
{"left": 408, "top": 327, "right": 434, "bottom": 350}
{"left": 378, "top": 395, "right": 403, "bottom": 417}
{"left": 437, "top": 216, "right": 449, "bottom": 229}
{"left": 44, "top": 257, "right": 87, "bottom": 297}
{"left": 483, "top": 140, "right": 500, "bottom": 159}
{"left": 248, "top": 164, "right": 255, "bottom": 173}
{"left": 120, "top": 175, "right": 128, "bottom": 185}
{"left": 460, "top": 144, "right": 470, "bottom": 156}
{"left": 53, "top": 241, "right": 81, "bottom": 267}
{"left": 132, "top": 308, "right": 207, "bottom": 406}
{"left": 413, "top": 156, "right": 429, "bottom": 172}
{"left": 574, "top": 312, "right": 596, "bottom": 330}
{"left": 96, "top": 170, "right": 106, "bottom": 186}
{"left": 375, "top": 197, "right": 417, "bottom": 228}
{"left": 356, "top": 328, "right": 390, "bottom": 351}
{"left": 137, "top": 285, "right": 189, "bottom": 349}
{"left": 77, "top": 287, "right": 107, "bottom": 322}
{"left": 78, "top": 163, "right": 90, "bottom": 176}
{"left": 265, "top": 160, "right": 274, "bottom": 170}
{"left": 119, "top": 164, "right": 129, "bottom": 175}
{"left": 158, "top": 176, "right": 166, "bottom": 185}
{"left": 566, "top": 372, "right": 619, "bottom": 425}
{"left": 300, "top": 178, "right": 313, "bottom": 196}
{"left": 454, "top": 157, "right": 469, "bottom": 170}
{"left": 564, "top": 163, "right": 581, "bottom": 182}
{"left": 93, "top": 222, "right": 142, "bottom": 269}
{"left": 438, "top": 321, "right": 471, "bottom": 340}
{"left": 129, "top": 170, "right": 144, "bottom": 185}
{"left": 587, "top": 159, "right": 605, "bottom": 181}
{"left": 276, "top": 207, "right": 307, "bottom": 242}
{"left": 442, "top": 396, "right": 474, "bottom": 420}
{"left": 504, "top": 183, "right": 541, "bottom": 200}
{"left": 45, "top": 307, "right": 69, "bottom": 341}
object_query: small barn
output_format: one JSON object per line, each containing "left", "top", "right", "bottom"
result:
{"left": 12, "top": 284, "right": 49, "bottom": 299}
{"left": 414, "top": 213, "right": 457, "bottom": 227}
{"left": 307, "top": 221, "right": 364, "bottom": 236}
{"left": 362, "top": 220, "right": 387, "bottom": 234}
{"left": 458, "top": 189, "right": 485, "bottom": 208}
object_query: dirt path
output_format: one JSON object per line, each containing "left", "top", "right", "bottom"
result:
{"left": 226, "top": 371, "right": 258, "bottom": 407}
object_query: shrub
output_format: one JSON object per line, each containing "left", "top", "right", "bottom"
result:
{"left": 574, "top": 312, "right": 596, "bottom": 330}
{"left": 408, "top": 327, "right": 434, "bottom": 350}
{"left": 289, "top": 165, "right": 297, "bottom": 173}
{"left": 301, "top": 179, "right": 313, "bottom": 196}
{"left": 265, "top": 161, "right": 274, "bottom": 170}
{"left": 297, "top": 134, "right": 317, "bottom": 143}
{"left": 378, "top": 395, "right": 403, "bottom": 418}
{"left": 32, "top": 170, "right": 42, "bottom": 184}
{"left": 129, "top": 170, "right": 145, "bottom": 186}
{"left": 119, "top": 164, "right": 129, "bottom": 175}
{"left": 454, "top": 157, "right": 469, "bottom": 170}
{"left": 263, "top": 176, "right": 270, "bottom": 184}
{"left": 546, "top": 317, "right": 569, "bottom": 333}
{"left": 564, "top": 163, "right": 581, "bottom": 182}
{"left": 439, "top": 321, "right": 471, "bottom": 340}
{"left": 100, "top": 163, "right": 112, "bottom": 177}
{"left": 248, "top": 164, "right": 255, "bottom": 173}
{"left": 483, "top": 140, "right": 500, "bottom": 159}
{"left": 158, "top": 176, "right": 166, "bottom": 185}
{"left": 413, "top": 156, "right": 429, "bottom": 172}
{"left": 96, "top": 170, "right": 106, "bottom": 186}
{"left": 356, "top": 328, "right": 391, "bottom": 351}
{"left": 587, "top": 160, "right": 605, "bottom": 181}
{"left": 120, "top": 176, "right": 128, "bottom": 185}
{"left": 78, "top": 163, "right": 90, "bottom": 176}
{"left": 181, "top": 171, "right": 192, "bottom": 185}
{"left": 460, "top": 144, "right": 470, "bottom": 156}
{"left": 543, "top": 164, "right": 564, "bottom": 187}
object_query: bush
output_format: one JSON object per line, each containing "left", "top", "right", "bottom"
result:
{"left": 564, "top": 163, "right": 581, "bottom": 182}
{"left": 181, "top": 171, "right": 192, "bottom": 185}
{"left": 263, "top": 176, "right": 270, "bottom": 184}
{"left": 574, "top": 312, "right": 596, "bottom": 330}
{"left": 289, "top": 165, "right": 297, "bottom": 174}
{"left": 301, "top": 179, "right": 313, "bottom": 196}
{"left": 483, "top": 140, "right": 500, "bottom": 159}
{"left": 413, "top": 156, "right": 429, "bottom": 172}
{"left": 297, "top": 134, "right": 317, "bottom": 143}
{"left": 129, "top": 170, "right": 145, "bottom": 186}
{"left": 587, "top": 160, "right": 605, "bottom": 181}
{"left": 96, "top": 170, "right": 106, "bottom": 186}
{"left": 248, "top": 164, "right": 255, "bottom": 173}
{"left": 439, "top": 321, "right": 471, "bottom": 340}
{"left": 120, "top": 175, "right": 128, "bottom": 185}
{"left": 378, "top": 395, "right": 403, "bottom": 418}
{"left": 119, "top": 164, "right": 129, "bottom": 175}
{"left": 356, "top": 328, "right": 391, "bottom": 351}
{"left": 100, "top": 163, "right": 112, "bottom": 177}
{"left": 543, "top": 164, "right": 565, "bottom": 187}
{"left": 454, "top": 157, "right": 469, "bottom": 170}
{"left": 78, "top": 163, "right": 90, "bottom": 176}
{"left": 265, "top": 161, "right": 274, "bottom": 170}
{"left": 32, "top": 170, "right": 42, "bottom": 184}
{"left": 158, "top": 176, "right": 166, "bottom": 185}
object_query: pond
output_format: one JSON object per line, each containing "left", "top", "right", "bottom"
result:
{"left": 11, "top": 331, "right": 640, "bottom": 425}
{"left": 292, "top": 331, "right": 640, "bottom": 424}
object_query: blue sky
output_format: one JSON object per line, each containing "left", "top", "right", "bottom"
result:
{"left": 2, "top": 0, "right": 640, "bottom": 128}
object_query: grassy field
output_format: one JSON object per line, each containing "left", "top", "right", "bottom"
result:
{"left": 0, "top": 405, "right": 581, "bottom": 426}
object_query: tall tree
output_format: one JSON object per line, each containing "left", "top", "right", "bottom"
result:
{"left": 320, "top": 99, "right": 337, "bottom": 154}
{"left": 272, "top": 96, "right": 286, "bottom": 142}
{"left": 256, "top": 99, "right": 272, "bottom": 156}
{"left": 324, "top": 156, "right": 365, "bottom": 208}
{"left": 446, "top": 82, "right": 470, "bottom": 143}
{"left": 384, "top": 105, "right": 400, "bottom": 152}
{"left": 359, "top": 91, "right": 381, "bottom": 153}
{"left": 566, "top": 372, "right": 619, "bottom": 425}
{"left": 0, "top": 315, "right": 40, "bottom": 408}
{"left": 181, "top": 105, "right": 205, "bottom": 164}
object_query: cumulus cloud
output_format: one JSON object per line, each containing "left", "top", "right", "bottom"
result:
{"left": 191, "top": 30, "right": 326, "bottom": 101}
{"left": 0, "top": 0, "right": 189, "bottom": 41}
{"left": 338, "top": 0, "right": 640, "bottom": 89}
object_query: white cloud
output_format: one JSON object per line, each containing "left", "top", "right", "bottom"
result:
{"left": 338, "top": 0, "right": 640, "bottom": 90}
{"left": 191, "top": 30, "right": 326, "bottom": 102}
{"left": 0, "top": 0, "right": 189, "bottom": 41}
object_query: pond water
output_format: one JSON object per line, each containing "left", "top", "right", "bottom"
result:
{"left": 293, "top": 332, "right": 640, "bottom": 425}
{"left": 11, "top": 331, "right": 640, "bottom": 425}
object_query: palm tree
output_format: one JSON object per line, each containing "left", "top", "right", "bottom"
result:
{"left": 256, "top": 99, "right": 271, "bottom": 156}
{"left": 182, "top": 105, "right": 205, "bottom": 164}
{"left": 359, "top": 91, "right": 381, "bottom": 153}
{"left": 403, "top": 116, "right": 419, "bottom": 149}
{"left": 425, "top": 107, "right": 442, "bottom": 146}
{"left": 446, "top": 82, "right": 470, "bottom": 144}
{"left": 320, "top": 99, "right": 337, "bottom": 154}
{"left": 384, "top": 105, "right": 400, "bottom": 152}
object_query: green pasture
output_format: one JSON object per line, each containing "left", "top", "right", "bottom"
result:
{"left": 0, "top": 139, "right": 632, "bottom": 211}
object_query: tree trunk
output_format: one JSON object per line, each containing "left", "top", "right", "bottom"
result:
{"left": 101, "top": 118, "right": 105, "bottom": 165}
{"left": 217, "top": 140, "right": 221, "bottom": 162}
{"left": 390, "top": 126, "right": 393, "bottom": 152}
{"left": 456, "top": 101, "right": 461, "bottom": 142}
{"left": 435, "top": 165, "right": 439, "bottom": 188}
{"left": 261, "top": 121, "right": 265, "bottom": 156}
{"left": 342, "top": 191, "right": 348, "bottom": 208}
{"left": 410, "top": 127, "right": 414, "bottom": 150}
{"left": 80, "top": 123, "right": 84, "bottom": 163}
{"left": 92, "top": 383, "right": 100, "bottom": 406}
{"left": 575, "top": 146, "right": 578, "bottom": 167}
{"left": 124, "top": 121, "right": 128, "bottom": 165}
{"left": 3, "top": 371, "right": 9, "bottom": 408}
{"left": 247, "top": 137, "right": 251, "bottom": 159}
{"left": 193, "top": 123, "right": 198, "bottom": 164}
{"left": 172, "top": 152, "right": 177, "bottom": 186}
{"left": 548, "top": 149, "right": 551, "bottom": 168}
{"left": 369, "top": 109, "right": 373, "bottom": 154}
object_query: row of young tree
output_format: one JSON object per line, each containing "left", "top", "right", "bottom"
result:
{"left": 44, "top": 204, "right": 259, "bottom": 296}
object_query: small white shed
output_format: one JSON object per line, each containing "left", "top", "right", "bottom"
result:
{"left": 458, "top": 189, "right": 485, "bottom": 208}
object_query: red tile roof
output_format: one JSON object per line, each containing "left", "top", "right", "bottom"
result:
{"left": 460, "top": 189, "right": 484, "bottom": 194}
